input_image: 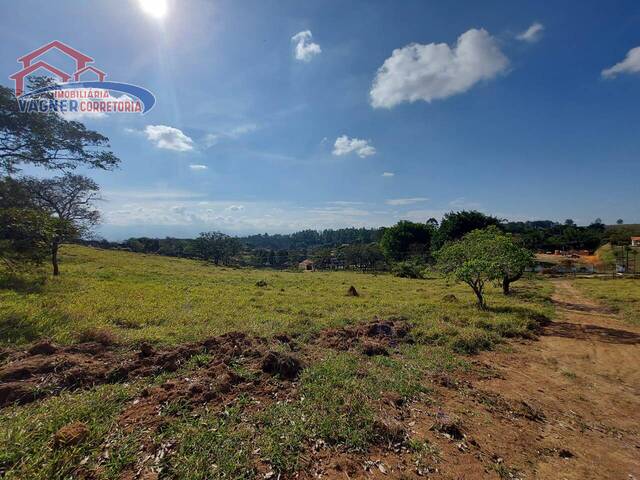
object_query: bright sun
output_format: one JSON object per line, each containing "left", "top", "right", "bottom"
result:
{"left": 138, "top": 0, "right": 168, "bottom": 19}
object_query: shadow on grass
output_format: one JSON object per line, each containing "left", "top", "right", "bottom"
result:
{"left": 0, "top": 312, "right": 44, "bottom": 345}
{"left": 486, "top": 305, "right": 551, "bottom": 324}
{"left": 0, "top": 271, "right": 47, "bottom": 294}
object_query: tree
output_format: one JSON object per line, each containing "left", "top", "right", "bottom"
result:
{"left": 0, "top": 176, "right": 54, "bottom": 270}
{"left": 195, "top": 232, "right": 241, "bottom": 265}
{"left": 434, "top": 210, "right": 502, "bottom": 248}
{"left": 23, "top": 174, "right": 100, "bottom": 275}
{"left": 0, "top": 83, "right": 120, "bottom": 174}
{"left": 616, "top": 219, "right": 624, "bottom": 225}
{"left": 380, "top": 220, "right": 434, "bottom": 262}
{"left": 437, "top": 227, "right": 535, "bottom": 305}
{"left": 0, "top": 207, "right": 55, "bottom": 270}
{"left": 490, "top": 228, "right": 535, "bottom": 294}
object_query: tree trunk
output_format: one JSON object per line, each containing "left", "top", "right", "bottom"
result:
{"left": 502, "top": 271, "right": 523, "bottom": 295}
{"left": 52, "top": 243, "right": 60, "bottom": 276}
{"left": 502, "top": 277, "right": 511, "bottom": 295}
{"left": 473, "top": 286, "right": 486, "bottom": 309}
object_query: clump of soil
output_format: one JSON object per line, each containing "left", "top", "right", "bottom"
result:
{"left": 321, "top": 317, "right": 412, "bottom": 353}
{"left": 346, "top": 285, "right": 359, "bottom": 296}
{"left": 442, "top": 294, "right": 458, "bottom": 302}
{"left": 0, "top": 332, "right": 266, "bottom": 408}
{"left": 75, "top": 328, "right": 118, "bottom": 346}
{"left": 28, "top": 340, "right": 58, "bottom": 356}
{"left": 0, "top": 318, "right": 410, "bottom": 410}
{"left": 53, "top": 421, "right": 89, "bottom": 448}
{"left": 373, "top": 416, "right": 407, "bottom": 443}
{"left": 430, "top": 411, "right": 465, "bottom": 440}
{"left": 361, "top": 341, "right": 389, "bottom": 356}
{"left": 255, "top": 280, "right": 268, "bottom": 287}
{"left": 261, "top": 351, "right": 303, "bottom": 380}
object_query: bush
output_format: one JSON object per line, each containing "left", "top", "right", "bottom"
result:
{"left": 392, "top": 261, "right": 425, "bottom": 279}
{"left": 448, "top": 327, "right": 498, "bottom": 354}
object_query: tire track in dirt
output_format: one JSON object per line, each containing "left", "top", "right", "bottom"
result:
{"left": 472, "top": 280, "right": 640, "bottom": 479}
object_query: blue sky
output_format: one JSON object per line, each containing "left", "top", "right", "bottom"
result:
{"left": 2, "top": 0, "right": 640, "bottom": 239}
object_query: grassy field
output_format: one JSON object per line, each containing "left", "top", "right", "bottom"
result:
{"left": 574, "top": 277, "right": 640, "bottom": 325}
{"left": 0, "top": 245, "right": 553, "bottom": 348}
{"left": 0, "top": 245, "right": 555, "bottom": 479}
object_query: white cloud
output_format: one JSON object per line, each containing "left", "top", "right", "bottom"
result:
{"left": 144, "top": 125, "right": 194, "bottom": 152}
{"left": 98, "top": 191, "right": 389, "bottom": 236}
{"left": 517, "top": 22, "right": 544, "bottom": 43}
{"left": 204, "top": 123, "right": 257, "bottom": 147}
{"left": 189, "top": 164, "right": 208, "bottom": 170}
{"left": 382, "top": 172, "right": 395, "bottom": 177}
{"left": 327, "top": 201, "right": 364, "bottom": 206}
{"left": 332, "top": 135, "right": 376, "bottom": 158}
{"left": 291, "top": 30, "right": 321, "bottom": 62}
{"left": 602, "top": 46, "right": 640, "bottom": 78}
{"left": 102, "top": 189, "right": 206, "bottom": 200}
{"left": 385, "top": 197, "right": 428, "bottom": 206}
{"left": 370, "top": 28, "right": 509, "bottom": 108}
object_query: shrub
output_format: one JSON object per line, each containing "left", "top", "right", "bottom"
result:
{"left": 448, "top": 327, "right": 498, "bottom": 354}
{"left": 392, "top": 261, "right": 425, "bottom": 279}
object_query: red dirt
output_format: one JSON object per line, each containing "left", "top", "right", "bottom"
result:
{"left": 0, "top": 332, "right": 269, "bottom": 407}
{"left": 3, "top": 288, "right": 639, "bottom": 479}
{"left": 53, "top": 421, "right": 90, "bottom": 448}
{"left": 299, "top": 281, "right": 640, "bottom": 479}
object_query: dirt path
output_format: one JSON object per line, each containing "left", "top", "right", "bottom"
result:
{"left": 470, "top": 280, "right": 640, "bottom": 479}
{"left": 304, "top": 281, "right": 640, "bottom": 480}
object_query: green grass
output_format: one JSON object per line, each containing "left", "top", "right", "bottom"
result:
{"left": 573, "top": 277, "right": 640, "bottom": 325}
{"left": 0, "top": 384, "right": 136, "bottom": 480}
{"left": 0, "top": 245, "right": 556, "bottom": 479}
{"left": 0, "top": 244, "right": 553, "bottom": 347}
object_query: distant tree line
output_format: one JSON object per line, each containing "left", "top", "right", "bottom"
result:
{"left": 81, "top": 211, "right": 638, "bottom": 274}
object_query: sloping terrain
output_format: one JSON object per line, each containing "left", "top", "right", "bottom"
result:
{"left": 1, "top": 248, "right": 638, "bottom": 479}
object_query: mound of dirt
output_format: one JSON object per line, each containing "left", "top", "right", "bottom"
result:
{"left": 321, "top": 318, "right": 412, "bottom": 352}
{"left": 28, "top": 340, "right": 58, "bottom": 356}
{"left": 0, "top": 317, "right": 413, "bottom": 412}
{"left": 361, "top": 341, "right": 389, "bottom": 356}
{"left": 53, "top": 421, "right": 89, "bottom": 448}
{"left": 261, "top": 351, "right": 303, "bottom": 380}
{"left": 0, "top": 332, "right": 267, "bottom": 408}
{"left": 430, "top": 410, "right": 464, "bottom": 440}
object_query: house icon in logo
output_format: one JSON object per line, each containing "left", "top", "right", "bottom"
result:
{"left": 10, "top": 40, "right": 106, "bottom": 96}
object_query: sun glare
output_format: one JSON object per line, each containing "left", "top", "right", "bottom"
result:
{"left": 138, "top": 0, "right": 168, "bottom": 19}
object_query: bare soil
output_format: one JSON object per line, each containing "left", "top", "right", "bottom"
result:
{"left": 2, "top": 285, "right": 639, "bottom": 479}
{"left": 302, "top": 280, "right": 640, "bottom": 479}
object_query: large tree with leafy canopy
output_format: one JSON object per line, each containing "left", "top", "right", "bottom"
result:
{"left": 380, "top": 220, "right": 435, "bottom": 262}
{"left": 0, "top": 83, "right": 120, "bottom": 174}
{"left": 434, "top": 210, "right": 502, "bottom": 249}
{"left": 436, "top": 227, "right": 533, "bottom": 307}
{"left": 22, "top": 174, "right": 101, "bottom": 275}
{"left": 488, "top": 227, "right": 535, "bottom": 294}
{"left": 195, "top": 232, "right": 242, "bottom": 266}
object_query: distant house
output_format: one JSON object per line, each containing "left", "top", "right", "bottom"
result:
{"left": 298, "top": 259, "right": 315, "bottom": 271}
{"left": 631, "top": 237, "right": 640, "bottom": 247}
